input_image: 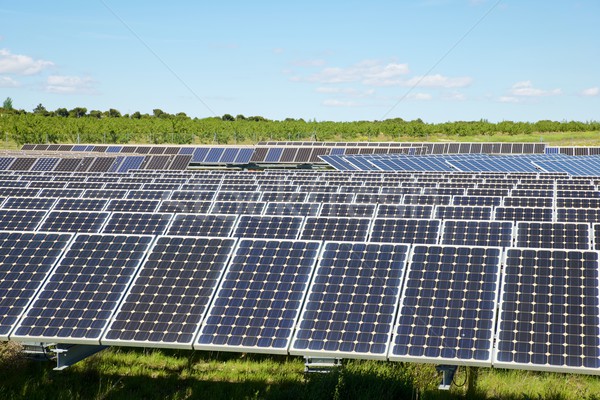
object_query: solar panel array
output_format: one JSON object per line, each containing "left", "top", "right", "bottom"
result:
{"left": 3, "top": 163, "right": 600, "bottom": 376}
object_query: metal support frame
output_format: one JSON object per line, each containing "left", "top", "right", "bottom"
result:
{"left": 436, "top": 365, "right": 457, "bottom": 390}
{"left": 54, "top": 344, "right": 107, "bottom": 370}
{"left": 304, "top": 357, "right": 342, "bottom": 374}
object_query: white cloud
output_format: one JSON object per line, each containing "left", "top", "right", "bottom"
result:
{"left": 509, "top": 80, "right": 561, "bottom": 97}
{"left": 0, "top": 76, "right": 19, "bottom": 88}
{"left": 408, "top": 92, "right": 433, "bottom": 100}
{"left": 498, "top": 96, "right": 521, "bottom": 103}
{"left": 443, "top": 92, "right": 467, "bottom": 101}
{"left": 45, "top": 75, "right": 95, "bottom": 94}
{"left": 581, "top": 87, "right": 599, "bottom": 97}
{"left": 0, "top": 48, "right": 54, "bottom": 75}
{"left": 402, "top": 74, "right": 473, "bottom": 88}
{"left": 315, "top": 87, "right": 375, "bottom": 97}
{"left": 301, "top": 60, "right": 409, "bottom": 86}
{"left": 323, "top": 99, "right": 359, "bottom": 107}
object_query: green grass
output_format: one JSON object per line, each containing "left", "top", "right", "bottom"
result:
{"left": 3, "top": 345, "right": 600, "bottom": 400}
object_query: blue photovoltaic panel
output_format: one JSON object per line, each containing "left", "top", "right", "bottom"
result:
{"left": 30, "top": 158, "right": 59, "bottom": 171}
{"left": 53, "top": 198, "right": 108, "bottom": 211}
{"left": 0, "top": 231, "right": 73, "bottom": 340}
{"left": 1, "top": 197, "right": 56, "bottom": 210}
{"left": 38, "top": 188, "right": 84, "bottom": 198}
{"left": 389, "top": 245, "right": 502, "bottom": 366}
{"left": 441, "top": 220, "right": 514, "bottom": 247}
{"left": 318, "top": 203, "right": 376, "bottom": 218}
{"left": 0, "top": 157, "right": 15, "bottom": 170}
{"left": 11, "top": 234, "right": 154, "bottom": 344}
{"left": 170, "top": 190, "right": 214, "bottom": 201}
{"left": 434, "top": 206, "right": 493, "bottom": 221}
{"left": 0, "top": 210, "right": 46, "bottom": 231}
{"left": 265, "top": 148, "right": 284, "bottom": 163}
{"left": 158, "top": 200, "right": 212, "bottom": 214}
{"left": 105, "top": 199, "right": 160, "bottom": 213}
{"left": 234, "top": 148, "right": 254, "bottom": 163}
{"left": 376, "top": 204, "right": 433, "bottom": 219}
{"left": 106, "top": 146, "right": 122, "bottom": 153}
{"left": 494, "top": 248, "right": 600, "bottom": 373}
{"left": 178, "top": 147, "right": 194, "bottom": 155}
{"left": 233, "top": 215, "right": 304, "bottom": 239}
{"left": 117, "top": 156, "right": 145, "bottom": 172}
{"left": 300, "top": 217, "right": 371, "bottom": 241}
{"left": 102, "top": 236, "right": 237, "bottom": 349}
{"left": 167, "top": 214, "right": 237, "bottom": 237}
{"left": 291, "top": 242, "right": 409, "bottom": 359}
{"left": 39, "top": 211, "right": 110, "bottom": 233}
{"left": 494, "top": 207, "right": 554, "bottom": 222}
{"left": 515, "top": 222, "right": 591, "bottom": 250}
{"left": 263, "top": 202, "right": 321, "bottom": 217}
{"left": 204, "top": 148, "right": 225, "bottom": 163}
{"left": 192, "top": 148, "right": 210, "bottom": 162}
{"left": 210, "top": 201, "right": 265, "bottom": 215}
{"left": 101, "top": 212, "right": 172, "bottom": 235}
{"left": 557, "top": 208, "right": 600, "bottom": 224}
{"left": 219, "top": 148, "right": 239, "bottom": 163}
{"left": 195, "top": 239, "right": 321, "bottom": 353}
{"left": 369, "top": 218, "right": 441, "bottom": 244}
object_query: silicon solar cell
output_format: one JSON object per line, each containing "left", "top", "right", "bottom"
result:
{"left": 142, "top": 183, "right": 181, "bottom": 191}
{"left": 0, "top": 231, "right": 73, "bottom": 340}
{"left": 28, "top": 181, "right": 66, "bottom": 189}
{"left": 127, "top": 190, "right": 171, "bottom": 200}
{"left": 557, "top": 190, "right": 600, "bottom": 198}
{"left": 0, "top": 210, "right": 46, "bottom": 230}
{"left": 319, "top": 203, "right": 376, "bottom": 218}
{"left": 233, "top": 215, "right": 304, "bottom": 239}
{"left": 302, "top": 185, "right": 340, "bottom": 194}
{"left": 423, "top": 188, "right": 466, "bottom": 196}
{"left": 494, "top": 207, "right": 554, "bottom": 222}
{"left": 370, "top": 218, "right": 441, "bottom": 244}
{"left": 11, "top": 234, "right": 154, "bottom": 344}
{"left": 434, "top": 206, "right": 493, "bottom": 220}
{"left": 195, "top": 239, "right": 321, "bottom": 353}
{"left": 510, "top": 189, "right": 554, "bottom": 198}
{"left": 556, "top": 198, "right": 600, "bottom": 209}
{"left": 452, "top": 196, "right": 502, "bottom": 207}
{"left": 291, "top": 242, "right": 409, "bottom": 359}
{"left": 260, "top": 192, "right": 307, "bottom": 202}
{"left": 403, "top": 195, "right": 451, "bottom": 206}
{"left": 39, "top": 211, "right": 110, "bottom": 233}
{"left": 83, "top": 189, "right": 127, "bottom": 199}
{"left": 376, "top": 204, "right": 433, "bottom": 219}
{"left": 494, "top": 249, "right": 600, "bottom": 373}
{"left": 158, "top": 200, "right": 212, "bottom": 214}
{"left": 1, "top": 197, "right": 56, "bottom": 210}
{"left": 0, "top": 157, "right": 15, "bottom": 170}
{"left": 101, "top": 212, "right": 172, "bottom": 235}
{"left": 300, "top": 217, "right": 371, "bottom": 241}
{"left": 440, "top": 220, "right": 514, "bottom": 247}
{"left": 210, "top": 201, "right": 265, "bottom": 215}
{"left": 307, "top": 193, "right": 354, "bottom": 203}
{"left": 215, "top": 191, "right": 262, "bottom": 202}
{"left": 354, "top": 193, "right": 403, "bottom": 204}
{"left": 166, "top": 214, "right": 237, "bottom": 237}
{"left": 105, "top": 199, "right": 160, "bottom": 213}
{"left": 515, "top": 222, "right": 591, "bottom": 250}
{"left": 503, "top": 197, "right": 553, "bottom": 208}
{"left": 389, "top": 245, "right": 502, "bottom": 366}
{"left": 0, "top": 188, "right": 40, "bottom": 197}
{"left": 102, "top": 236, "right": 237, "bottom": 349}
{"left": 263, "top": 202, "right": 321, "bottom": 216}
{"left": 557, "top": 209, "right": 600, "bottom": 224}
{"left": 170, "top": 191, "right": 215, "bottom": 201}
{"left": 220, "top": 184, "right": 258, "bottom": 192}
{"left": 53, "top": 198, "right": 108, "bottom": 211}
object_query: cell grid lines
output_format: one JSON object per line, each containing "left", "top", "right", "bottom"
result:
{"left": 103, "top": 236, "right": 237, "bottom": 348}
{"left": 441, "top": 220, "right": 514, "bottom": 247}
{"left": 370, "top": 218, "right": 441, "bottom": 244}
{"left": 299, "top": 217, "right": 371, "bottom": 242}
{"left": 166, "top": 214, "right": 237, "bottom": 237}
{"left": 389, "top": 245, "right": 502, "bottom": 366}
{"left": 0, "top": 209, "right": 47, "bottom": 231}
{"left": 195, "top": 239, "right": 321, "bottom": 353}
{"left": 0, "top": 231, "right": 73, "bottom": 339}
{"left": 11, "top": 234, "right": 154, "bottom": 344}
{"left": 494, "top": 248, "right": 600, "bottom": 373}
{"left": 291, "top": 242, "right": 409, "bottom": 359}
{"left": 515, "top": 222, "right": 591, "bottom": 250}
{"left": 39, "top": 211, "right": 110, "bottom": 233}
{"left": 233, "top": 215, "right": 304, "bottom": 240}
{"left": 101, "top": 212, "right": 172, "bottom": 235}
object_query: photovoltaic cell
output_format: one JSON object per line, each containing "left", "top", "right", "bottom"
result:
{"left": 515, "top": 222, "right": 591, "bottom": 250}
{"left": 319, "top": 203, "right": 376, "bottom": 218}
{"left": 210, "top": 201, "right": 265, "bottom": 215}
{"left": 11, "top": 234, "right": 154, "bottom": 344}
{"left": 195, "top": 239, "right": 321, "bottom": 353}
{"left": 0, "top": 231, "right": 73, "bottom": 340}
{"left": 434, "top": 206, "right": 493, "bottom": 220}
{"left": 53, "top": 198, "right": 108, "bottom": 212}
{"left": 0, "top": 210, "right": 46, "bottom": 231}
{"left": 233, "top": 215, "right": 304, "bottom": 239}
{"left": 166, "top": 214, "right": 237, "bottom": 237}
{"left": 101, "top": 212, "right": 172, "bottom": 235}
{"left": 105, "top": 199, "right": 160, "bottom": 213}
{"left": 300, "top": 217, "right": 371, "bottom": 241}
{"left": 102, "top": 236, "right": 237, "bottom": 349}
{"left": 158, "top": 200, "right": 212, "bottom": 214}
{"left": 557, "top": 208, "right": 600, "bottom": 224}
{"left": 263, "top": 202, "right": 321, "bottom": 217}
{"left": 39, "top": 211, "right": 110, "bottom": 233}
{"left": 389, "top": 245, "right": 502, "bottom": 366}
{"left": 376, "top": 204, "right": 433, "bottom": 219}
{"left": 441, "top": 220, "right": 514, "bottom": 247}
{"left": 494, "top": 207, "right": 554, "bottom": 222}
{"left": 494, "top": 249, "right": 600, "bottom": 373}
{"left": 1, "top": 197, "right": 56, "bottom": 210}
{"left": 370, "top": 218, "right": 441, "bottom": 244}
{"left": 291, "top": 242, "right": 409, "bottom": 359}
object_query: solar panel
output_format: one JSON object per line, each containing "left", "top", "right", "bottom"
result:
{"left": 306, "top": 193, "right": 354, "bottom": 203}
{"left": 233, "top": 215, "right": 303, "bottom": 239}
{"left": 434, "top": 206, "right": 493, "bottom": 220}
{"left": 263, "top": 202, "right": 321, "bottom": 216}
{"left": 451, "top": 195, "right": 502, "bottom": 207}
{"left": 0, "top": 231, "right": 73, "bottom": 340}
{"left": 1, "top": 197, "right": 56, "bottom": 210}
{"left": 215, "top": 191, "right": 262, "bottom": 202}
{"left": 157, "top": 200, "right": 212, "bottom": 214}
{"left": 169, "top": 190, "right": 215, "bottom": 201}
{"left": 0, "top": 188, "right": 40, "bottom": 197}
{"left": 380, "top": 187, "right": 422, "bottom": 195}
{"left": 515, "top": 222, "right": 591, "bottom": 250}
{"left": 105, "top": 199, "right": 160, "bottom": 213}
{"left": 389, "top": 245, "right": 502, "bottom": 366}
{"left": 423, "top": 188, "right": 466, "bottom": 196}
{"left": 102, "top": 236, "right": 237, "bottom": 349}
{"left": 53, "top": 198, "right": 108, "bottom": 212}
{"left": 557, "top": 208, "right": 600, "bottom": 223}
{"left": 299, "top": 217, "right": 371, "bottom": 241}
{"left": 83, "top": 189, "right": 127, "bottom": 199}
{"left": 127, "top": 190, "right": 171, "bottom": 200}
{"left": 166, "top": 214, "right": 237, "bottom": 237}
{"left": 291, "top": 242, "right": 409, "bottom": 359}
{"left": 467, "top": 188, "right": 510, "bottom": 197}
{"left": 11, "top": 233, "right": 154, "bottom": 344}
{"left": 376, "top": 204, "right": 433, "bottom": 219}
{"left": 494, "top": 248, "right": 600, "bottom": 373}
{"left": 510, "top": 189, "right": 554, "bottom": 198}
{"left": 39, "top": 211, "right": 110, "bottom": 233}
{"left": 369, "top": 218, "right": 441, "bottom": 244}
{"left": 101, "top": 212, "right": 172, "bottom": 235}
{"left": 210, "top": 201, "right": 265, "bottom": 215}
{"left": 494, "top": 207, "right": 554, "bottom": 222}
{"left": 557, "top": 190, "right": 600, "bottom": 198}
{"left": 502, "top": 197, "right": 553, "bottom": 208}
{"left": 319, "top": 203, "right": 376, "bottom": 218}
{"left": 403, "top": 195, "right": 451, "bottom": 206}
{"left": 556, "top": 198, "right": 600, "bottom": 209}
{"left": 195, "top": 239, "right": 321, "bottom": 354}
{"left": 260, "top": 192, "right": 307, "bottom": 202}
{"left": 441, "top": 220, "right": 514, "bottom": 247}
{"left": 353, "top": 194, "right": 403, "bottom": 204}
{"left": 0, "top": 210, "right": 46, "bottom": 231}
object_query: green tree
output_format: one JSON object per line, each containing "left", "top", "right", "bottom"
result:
{"left": 55, "top": 108, "right": 69, "bottom": 117}
{"left": 69, "top": 107, "right": 87, "bottom": 118}
{"left": 107, "top": 108, "right": 122, "bottom": 118}
{"left": 222, "top": 114, "right": 235, "bottom": 121}
{"left": 2, "top": 97, "right": 13, "bottom": 110}
{"left": 33, "top": 104, "right": 48, "bottom": 115}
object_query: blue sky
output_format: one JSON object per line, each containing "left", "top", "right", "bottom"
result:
{"left": 0, "top": 1, "right": 598, "bottom": 122}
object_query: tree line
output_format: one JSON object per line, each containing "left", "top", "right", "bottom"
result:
{"left": 0, "top": 100, "right": 598, "bottom": 146}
